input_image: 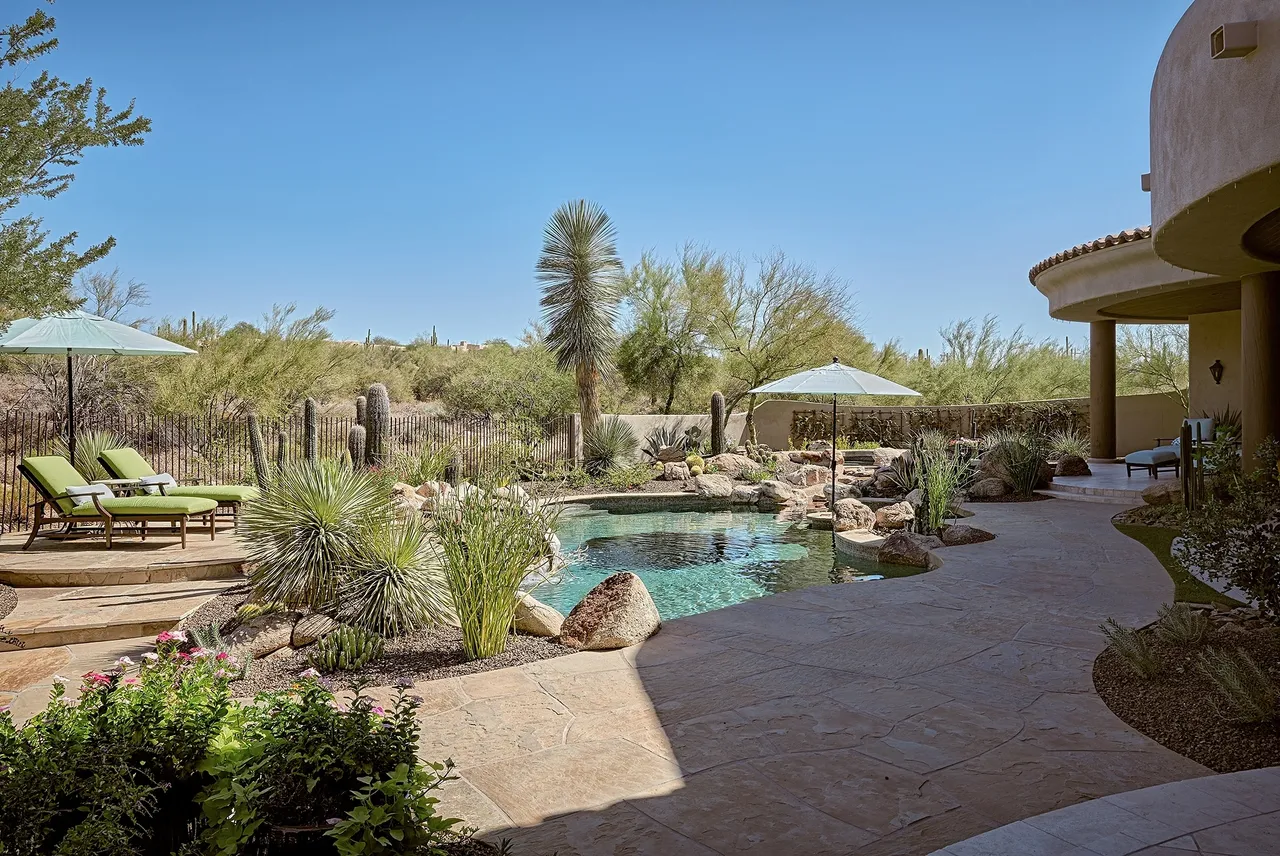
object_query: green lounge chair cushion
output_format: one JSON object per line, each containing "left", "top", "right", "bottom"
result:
{"left": 21, "top": 455, "right": 89, "bottom": 513}
{"left": 98, "top": 447, "right": 155, "bottom": 480}
{"left": 166, "top": 484, "right": 260, "bottom": 503}
{"left": 69, "top": 495, "right": 218, "bottom": 517}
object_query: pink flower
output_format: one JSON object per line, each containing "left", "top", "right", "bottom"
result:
{"left": 81, "top": 672, "right": 113, "bottom": 688}
{"left": 372, "top": 706, "right": 384, "bottom": 715}
{"left": 155, "top": 629, "right": 187, "bottom": 644}
{"left": 124, "top": 677, "right": 139, "bottom": 685}
{"left": 216, "top": 652, "right": 230, "bottom": 661}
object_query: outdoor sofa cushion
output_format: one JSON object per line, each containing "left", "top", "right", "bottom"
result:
{"left": 68, "top": 495, "right": 217, "bottom": 517}
{"left": 99, "top": 447, "right": 260, "bottom": 503}
{"left": 1125, "top": 448, "right": 1179, "bottom": 466}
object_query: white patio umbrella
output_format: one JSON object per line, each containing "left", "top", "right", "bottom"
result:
{"left": 751, "top": 358, "right": 921, "bottom": 534}
{"left": 0, "top": 310, "right": 196, "bottom": 463}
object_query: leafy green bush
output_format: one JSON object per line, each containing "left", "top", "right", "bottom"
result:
{"left": 307, "top": 625, "right": 386, "bottom": 672}
{"left": 1100, "top": 618, "right": 1161, "bottom": 679}
{"left": 1197, "top": 647, "right": 1278, "bottom": 723}
{"left": 601, "top": 462, "right": 659, "bottom": 490}
{"left": 435, "top": 483, "right": 560, "bottom": 659}
{"left": 583, "top": 416, "right": 638, "bottom": 476}
{"left": 51, "top": 429, "right": 123, "bottom": 482}
{"left": 1154, "top": 602, "right": 1208, "bottom": 646}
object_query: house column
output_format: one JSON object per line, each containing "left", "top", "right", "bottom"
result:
{"left": 1241, "top": 271, "right": 1280, "bottom": 471}
{"left": 1090, "top": 320, "right": 1116, "bottom": 460}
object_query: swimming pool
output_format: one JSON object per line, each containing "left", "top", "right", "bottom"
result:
{"left": 536, "top": 500, "right": 926, "bottom": 620}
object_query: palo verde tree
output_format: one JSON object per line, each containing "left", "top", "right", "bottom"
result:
{"left": 0, "top": 8, "right": 151, "bottom": 327}
{"left": 536, "top": 199, "right": 623, "bottom": 435}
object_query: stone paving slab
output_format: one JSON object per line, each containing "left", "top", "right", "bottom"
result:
{"left": 413, "top": 500, "right": 1212, "bottom": 855}
{"left": 0, "top": 528, "right": 247, "bottom": 586}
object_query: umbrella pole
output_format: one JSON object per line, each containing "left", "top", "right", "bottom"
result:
{"left": 66, "top": 351, "right": 76, "bottom": 466}
{"left": 831, "top": 393, "right": 838, "bottom": 560}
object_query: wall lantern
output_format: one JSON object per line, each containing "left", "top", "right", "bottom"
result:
{"left": 1210, "top": 359, "right": 1225, "bottom": 385}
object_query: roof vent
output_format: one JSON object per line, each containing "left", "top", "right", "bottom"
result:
{"left": 1211, "top": 22, "right": 1258, "bottom": 59}
{"left": 1140, "top": 173, "right": 1151, "bottom": 192}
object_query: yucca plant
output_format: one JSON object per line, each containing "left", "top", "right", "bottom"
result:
{"left": 333, "top": 514, "right": 453, "bottom": 636}
{"left": 1154, "top": 602, "right": 1209, "bottom": 646}
{"left": 1100, "top": 618, "right": 1162, "bottom": 679}
{"left": 1048, "top": 429, "right": 1090, "bottom": 461}
{"left": 1197, "top": 646, "right": 1278, "bottom": 723}
{"left": 241, "top": 460, "right": 388, "bottom": 611}
{"left": 52, "top": 429, "right": 123, "bottom": 481}
{"left": 435, "top": 480, "right": 561, "bottom": 659}
{"left": 583, "top": 416, "right": 638, "bottom": 476}
{"left": 307, "top": 625, "right": 385, "bottom": 672}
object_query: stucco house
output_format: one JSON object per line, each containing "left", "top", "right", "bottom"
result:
{"left": 1030, "top": 0, "right": 1279, "bottom": 470}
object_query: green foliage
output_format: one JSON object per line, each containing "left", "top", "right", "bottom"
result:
{"left": 910, "top": 430, "right": 975, "bottom": 533}
{"left": 643, "top": 422, "right": 695, "bottom": 460}
{"left": 1118, "top": 324, "right": 1189, "bottom": 410}
{"left": 416, "top": 336, "right": 578, "bottom": 424}
{"left": 982, "top": 429, "right": 1050, "bottom": 497}
{"left": 1196, "top": 647, "right": 1278, "bottom": 723}
{"left": 1100, "top": 618, "right": 1161, "bottom": 679}
{"left": 1154, "top": 602, "right": 1209, "bottom": 646}
{"left": 333, "top": 514, "right": 452, "bottom": 637}
{"left": 328, "top": 761, "right": 461, "bottom": 856}
{"left": 235, "top": 601, "right": 284, "bottom": 624}
{"left": 246, "top": 411, "right": 270, "bottom": 491}
{"left": 601, "top": 462, "right": 659, "bottom": 490}
{"left": 1048, "top": 429, "right": 1090, "bottom": 460}
{"left": 0, "top": 10, "right": 151, "bottom": 327}
{"left": 435, "top": 483, "right": 560, "bottom": 659}
{"left": 303, "top": 397, "right": 318, "bottom": 463}
{"left": 740, "top": 460, "right": 779, "bottom": 483}
{"left": 541, "top": 462, "right": 592, "bottom": 488}
{"left": 388, "top": 443, "right": 454, "bottom": 486}
{"left": 306, "top": 625, "right": 386, "bottom": 672}
{"left": 51, "top": 429, "right": 122, "bottom": 481}
{"left": 584, "top": 416, "right": 638, "bottom": 476}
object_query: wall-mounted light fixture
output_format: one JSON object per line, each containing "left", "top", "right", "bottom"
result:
{"left": 1210, "top": 359, "right": 1225, "bottom": 385}
{"left": 1211, "top": 22, "right": 1258, "bottom": 59}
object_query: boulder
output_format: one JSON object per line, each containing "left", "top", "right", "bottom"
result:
{"left": 877, "top": 532, "right": 936, "bottom": 568}
{"left": 968, "top": 477, "right": 1008, "bottom": 499}
{"left": 823, "top": 482, "right": 860, "bottom": 503}
{"left": 662, "top": 462, "right": 691, "bottom": 481}
{"left": 785, "top": 464, "right": 827, "bottom": 487}
{"left": 833, "top": 497, "right": 876, "bottom": 532}
{"left": 225, "top": 613, "right": 298, "bottom": 660}
{"left": 706, "top": 454, "right": 758, "bottom": 478}
{"left": 875, "top": 501, "right": 915, "bottom": 530}
{"left": 1142, "top": 481, "right": 1182, "bottom": 506}
{"left": 559, "top": 573, "right": 661, "bottom": 650}
{"left": 1055, "top": 454, "right": 1091, "bottom": 477}
{"left": 769, "top": 452, "right": 801, "bottom": 474}
{"left": 416, "top": 480, "right": 451, "bottom": 499}
{"left": 939, "top": 525, "right": 996, "bottom": 547}
{"left": 392, "top": 482, "right": 425, "bottom": 507}
{"left": 904, "top": 488, "right": 924, "bottom": 509}
{"left": 693, "top": 473, "right": 734, "bottom": 498}
{"left": 758, "top": 480, "right": 798, "bottom": 502}
{"left": 513, "top": 592, "right": 564, "bottom": 637}
{"left": 730, "top": 484, "right": 761, "bottom": 504}
{"left": 871, "top": 447, "right": 909, "bottom": 469}
{"left": 291, "top": 614, "right": 339, "bottom": 648}
{"left": 656, "top": 445, "right": 688, "bottom": 463}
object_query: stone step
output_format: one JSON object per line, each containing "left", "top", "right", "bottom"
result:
{"left": 1034, "top": 488, "right": 1137, "bottom": 506}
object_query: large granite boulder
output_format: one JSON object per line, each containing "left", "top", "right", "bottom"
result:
{"left": 559, "top": 573, "right": 660, "bottom": 650}
{"left": 769, "top": 452, "right": 801, "bottom": 475}
{"left": 877, "top": 532, "right": 939, "bottom": 568}
{"left": 759, "top": 480, "right": 799, "bottom": 503}
{"left": 939, "top": 525, "right": 996, "bottom": 547}
{"left": 904, "top": 488, "right": 924, "bottom": 509}
{"left": 823, "top": 482, "right": 860, "bottom": 503}
{"left": 875, "top": 501, "right": 915, "bottom": 530}
{"left": 833, "top": 497, "right": 876, "bottom": 532}
{"left": 514, "top": 592, "right": 564, "bottom": 637}
{"left": 1142, "top": 481, "right": 1182, "bottom": 506}
{"left": 707, "top": 454, "right": 758, "bottom": 478}
{"left": 1055, "top": 455, "right": 1091, "bottom": 477}
{"left": 693, "top": 473, "right": 734, "bottom": 498}
{"left": 662, "top": 461, "right": 691, "bottom": 481}
{"left": 871, "top": 447, "right": 909, "bottom": 469}
{"left": 656, "top": 445, "right": 688, "bottom": 463}
{"left": 730, "top": 484, "right": 761, "bottom": 504}
{"left": 785, "top": 464, "right": 827, "bottom": 487}
{"left": 226, "top": 613, "right": 298, "bottom": 660}
{"left": 968, "top": 477, "right": 1008, "bottom": 499}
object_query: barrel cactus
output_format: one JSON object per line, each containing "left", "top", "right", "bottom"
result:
{"left": 364, "top": 383, "right": 391, "bottom": 467}
{"left": 710, "top": 391, "right": 726, "bottom": 456}
{"left": 246, "top": 412, "right": 270, "bottom": 491}
{"left": 355, "top": 395, "right": 367, "bottom": 426}
{"left": 303, "top": 397, "right": 318, "bottom": 463}
{"left": 347, "top": 424, "right": 367, "bottom": 470}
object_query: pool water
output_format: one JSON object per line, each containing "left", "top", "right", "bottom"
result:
{"left": 535, "top": 502, "right": 925, "bottom": 620}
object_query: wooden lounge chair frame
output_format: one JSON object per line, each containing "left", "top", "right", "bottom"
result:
{"left": 17, "top": 463, "right": 217, "bottom": 551}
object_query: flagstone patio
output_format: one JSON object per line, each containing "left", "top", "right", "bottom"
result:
{"left": 417, "top": 499, "right": 1219, "bottom": 855}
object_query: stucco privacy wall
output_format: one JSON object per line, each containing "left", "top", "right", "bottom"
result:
{"left": 750, "top": 395, "right": 1187, "bottom": 457}
{"left": 612, "top": 413, "right": 748, "bottom": 462}
{"left": 1189, "top": 310, "right": 1242, "bottom": 418}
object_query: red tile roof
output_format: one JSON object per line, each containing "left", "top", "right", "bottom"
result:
{"left": 1029, "top": 226, "right": 1151, "bottom": 283}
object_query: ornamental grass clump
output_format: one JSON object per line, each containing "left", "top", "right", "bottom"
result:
{"left": 1197, "top": 646, "right": 1278, "bottom": 723}
{"left": 1154, "top": 602, "right": 1209, "bottom": 646}
{"left": 584, "top": 415, "right": 638, "bottom": 476}
{"left": 1048, "top": 428, "right": 1090, "bottom": 461}
{"left": 435, "top": 481, "right": 561, "bottom": 659}
{"left": 892, "top": 430, "right": 974, "bottom": 534}
{"left": 982, "top": 429, "right": 1051, "bottom": 497}
{"left": 1100, "top": 617, "right": 1162, "bottom": 679}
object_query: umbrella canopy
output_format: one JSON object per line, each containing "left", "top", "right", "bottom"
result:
{"left": 0, "top": 310, "right": 195, "bottom": 462}
{"left": 750, "top": 359, "right": 921, "bottom": 397}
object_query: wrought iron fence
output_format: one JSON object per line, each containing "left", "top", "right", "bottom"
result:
{"left": 0, "top": 410, "right": 575, "bottom": 533}
{"left": 788, "top": 399, "right": 1088, "bottom": 448}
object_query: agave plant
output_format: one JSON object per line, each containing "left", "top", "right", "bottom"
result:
{"left": 643, "top": 422, "right": 689, "bottom": 460}
{"left": 536, "top": 199, "right": 624, "bottom": 436}
{"left": 52, "top": 429, "right": 124, "bottom": 481}
{"left": 333, "top": 514, "right": 453, "bottom": 636}
{"left": 307, "top": 625, "right": 386, "bottom": 672}
{"left": 583, "top": 416, "right": 638, "bottom": 476}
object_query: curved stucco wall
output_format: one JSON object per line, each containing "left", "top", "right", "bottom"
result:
{"left": 1150, "top": 0, "right": 1280, "bottom": 276}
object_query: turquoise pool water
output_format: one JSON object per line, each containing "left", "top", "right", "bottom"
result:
{"left": 536, "top": 501, "right": 924, "bottom": 620}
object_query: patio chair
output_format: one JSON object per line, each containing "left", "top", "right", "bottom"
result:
{"left": 1123, "top": 417, "right": 1213, "bottom": 478}
{"left": 98, "top": 447, "right": 260, "bottom": 530}
{"left": 18, "top": 455, "right": 219, "bottom": 550}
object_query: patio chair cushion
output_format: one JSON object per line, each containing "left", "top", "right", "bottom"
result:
{"left": 68, "top": 495, "right": 218, "bottom": 517}
{"left": 99, "top": 447, "right": 158, "bottom": 480}
{"left": 1125, "top": 448, "right": 1180, "bottom": 466}
{"left": 21, "top": 455, "right": 90, "bottom": 513}
{"left": 166, "top": 484, "right": 260, "bottom": 503}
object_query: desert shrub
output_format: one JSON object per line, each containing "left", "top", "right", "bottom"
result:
{"left": 332, "top": 514, "right": 452, "bottom": 636}
{"left": 435, "top": 482, "right": 561, "bottom": 659}
{"left": 1197, "top": 647, "right": 1278, "bottom": 723}
{"left": 387, "top": 443, "right": 454, "bottom": 486}
{"left": 601, "top": 462, "right": 659, "bottom": 490}
{"left": 889, "top": 430, "right": 974, "bottom": 534}
{"left": 1153, "top": 602, "right": 1208, "bottom": 646}
{"left": 51, "top": 429, "right": 123, "bottom": 481}
{"left": 306, "top": 625, "right": 386, "bottom": 672}
{"left": 1048, "top": 428, "right": 1089, "bottom": 460}
{"left": 1179, "top": 438, "right": 1280, "bottom": 617}
{"left": 740, "top": 461, "right": 778, "bottom": 483}
{"left": 540, "top": 462, "right": 591, "bottom": 488}
{"left": 1100, "top": 618, "right": 1161, "bottom": 679}
{"left": 583, "top": 416, "right": 638, "bottom": 476}
{"left": 982, "top": 429, "right": 1050, "bottom": 497}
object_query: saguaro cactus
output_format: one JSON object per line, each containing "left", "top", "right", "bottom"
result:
{"left": 303, "top": 397, "right": 318, "bottom": 463}
{"left": 710, "top": 391, "right": 726, "bottom": 457}
{"left": 276, "top": 433, "right": 286, "bottom": 473}
{"left": 364, "top": 383, "right": 391, "bottom": 467}
{"left": 355, "top": 395, "right": 367, "bottom": 427}
{"left": 247, "top": 412, "right": 270, "bottom": 491}
{"left": 347, "top": 424, "right": 367, "bottom": 470}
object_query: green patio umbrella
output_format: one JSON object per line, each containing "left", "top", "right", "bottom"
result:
{"left": 0, "top": 310, "right": 195, "bottom": 463}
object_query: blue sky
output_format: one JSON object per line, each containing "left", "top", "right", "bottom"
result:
{"left": 29, "top": 1, "right": 1188, "bottom": 350}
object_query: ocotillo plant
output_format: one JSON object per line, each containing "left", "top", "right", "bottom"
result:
{"left": 364, "top": 383, "right": 391, "bottom": 467}
{"left": 347, "top": 424, "right": 367, "bottom": 469}
{"left": 303, "top": 398, "right": 318, "bottom": 463}
{"left": 710, "top": 391, "right": 726, "bottom": 456}
{"left": 355, "top": 395, "right": 367, "bottom": 427}
{"left": 246, "top": 412, "right": 270, "bottom": 491}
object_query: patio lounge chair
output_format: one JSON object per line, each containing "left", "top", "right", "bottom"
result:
{"left": 1123, "top": 417, "right": 1213, "bottom": 478}
{"left": 98, "top": 447, "right": 260, "bottom": 529}
{"left": 18, "top": 455, "right": 218, "bottom": 550}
